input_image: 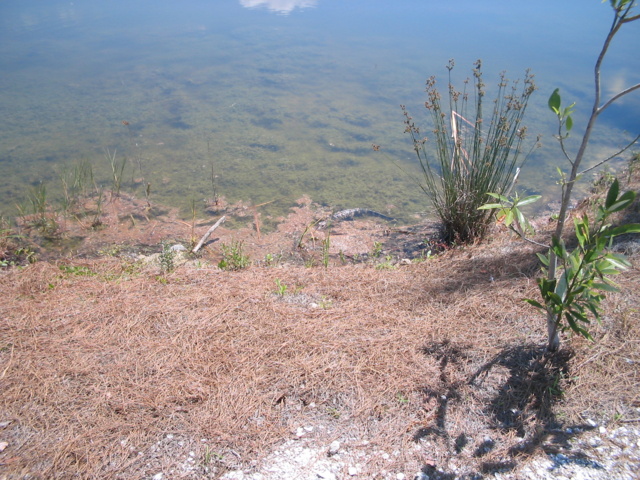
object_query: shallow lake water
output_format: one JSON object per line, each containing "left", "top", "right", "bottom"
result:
{"left": 1, "top": 0, "right": 638, "bottom": 226}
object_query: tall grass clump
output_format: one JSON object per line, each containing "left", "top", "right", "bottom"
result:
{"left": 403, "top": 59, "right": 536, "bottom": 244}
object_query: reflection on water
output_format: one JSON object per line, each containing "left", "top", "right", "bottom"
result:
{"left": 239, "top": 0, "right": 317, "bottom": 15}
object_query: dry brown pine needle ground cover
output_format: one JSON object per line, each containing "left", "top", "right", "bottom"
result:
{"left": 1, "top": 185, "right": 640, "bottom": 479}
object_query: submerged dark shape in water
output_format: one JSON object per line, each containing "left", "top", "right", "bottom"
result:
{"left": 318, "top": 208, "right": 395, "bottom": 229}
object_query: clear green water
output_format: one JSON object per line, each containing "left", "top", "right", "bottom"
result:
{"left": 1, "top": 0, "right": 638, "bottom": 225}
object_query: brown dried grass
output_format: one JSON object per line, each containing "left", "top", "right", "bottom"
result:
{"left": 1, "top": 182, "right": 640, "bottom": 479}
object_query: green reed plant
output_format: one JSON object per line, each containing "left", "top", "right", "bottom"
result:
{"left": 403, "top": 59, "right": 536, "bottom": 243}
{"left": 321, "top": 228, "right": 331, "bottom": 268}
{"left": 59, "top": 159, "right": 94, "bottom": 214}
{"left": 105, "top": 148, "right": 126, "bottom": 199}
{"left": 90, "top": 186, "right": 105, "bottom": 229}
{"left": 28, "top": 183, "right": 48, "bottom": 220}
{"left": 22, "top": 182, "right": 58, "bottom": 234}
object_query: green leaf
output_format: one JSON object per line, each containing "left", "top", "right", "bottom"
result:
{"left": 486, "top": 192, "right": 509, "bottom": 202}
{"left": 603, "top": 253, "right": 632, "bottom": 270}
{"left": 537, "top": 252, "right": 550, "bottom": 266}
{"left": 524, "top": 298, "right": 546, "bottom": 310}
{"left": 592, "top": 282, "right": 619, "bottom": 292}
{"left": 548, "top": 291, "right": 564, "bottom": 306}
{"left": 607, "top": 191, "right": 636, "bottom": 214}
{"left": 504, "top": 210, "right": 514, "bottom": 226}
{"left": 605, "top": 178, "right": 620, "bottom": 209}
{"left": 569, "top": 309, "right": 590, "bottom": 323}
{"left": 516, "top": 195, "right": 542, "bottom": 207}
{"left": 566, "top": 115, "right": 573, "bottom": 131}
{"left": 548, "top": 88, "right": 561, "bottom": 114}
{"left": 574, "top": 217, "right": 586, "bottom": 247}
{"left": 606, "top": 224, "right": 640, "bottom": 236}
{"left": 478, "top": 203, "right": 503, "bottom": 210}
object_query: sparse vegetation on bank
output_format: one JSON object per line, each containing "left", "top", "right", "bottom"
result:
{"left": 1, "top": 180, "right": 638, "bottom": 478}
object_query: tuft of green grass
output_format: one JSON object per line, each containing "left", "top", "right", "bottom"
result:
{"left": 274, "top": 278, "right": 288, "bottom": 296}
{"left": 59, "top": 265, "right": 96, "bottom": 277}
{"left": 218, "top": 240, "right": 250, "bottom": 271}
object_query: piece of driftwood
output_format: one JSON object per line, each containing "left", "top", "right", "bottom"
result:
{"left": 192, "top": 215, "right": 226, "bottom": 253}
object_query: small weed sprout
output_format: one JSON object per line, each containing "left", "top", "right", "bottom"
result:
{"left": 371, "top": 241, "right": 383, "bottom": 258}
{"left": 317, "top": 295, "right": 333, "bottom": 309}
{"left": 159, "top": 242, "right": 176, "bottom": 274}
{"left": 274, "top": 278, "right": 288, "bottom": 296}
{"left": 321, "top": 229, "right": 331, "bottom": 268}
{"left": 264, "top": 252, "right": 282, "bottom": 266}
{"left": 202, "top": 446, "right": 223, "bottom": 467}
{"left": 326, "top": 407, "right": 341, "bottom": 419}
{"left": 417, "top": 249, "right": 433, "bottom": 262}
{"left": 375, "top": 255, "right": 396, "bottom": 270}
{"left": 59, "top": 265, "right": 95, "bottom": 277}
{"left": 218, "top": 240, "right": 250, "bottom": 271}
{"left": 189, "top": 198, "right": 198, "bottom": 248}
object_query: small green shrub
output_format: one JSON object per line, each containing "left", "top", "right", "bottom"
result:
{"left": 218, "top": 240, "right": 250, "bottom": 271}
{"left": 159, "top": 242, "right": 175, "bottom": 274}
{"left": 526, "top": 180, "right": 640, "bottom": 343}
{"left": 371, "top": 241, "right": 383, "bottom": 258}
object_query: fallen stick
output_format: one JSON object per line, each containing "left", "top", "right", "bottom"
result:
{"left": 192, "top": 215, "right": 226, "bottom": 253}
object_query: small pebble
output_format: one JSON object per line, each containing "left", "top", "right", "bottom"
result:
{"left": 328, "top": 440, "right": 341, "bottom": 455}
{"left": 588, "top": 437, "right": 602, "bottom": 447}
{"left": 348, "top": 466, "right": 358, "bottom": 476}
